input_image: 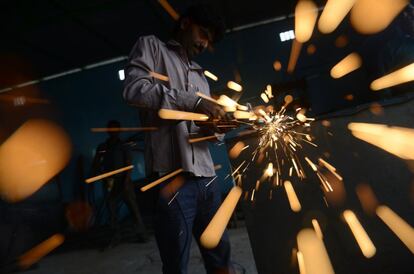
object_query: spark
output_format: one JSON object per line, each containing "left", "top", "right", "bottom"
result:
{"left": 189, "top": 135, "right": 218, "bottom": 144}
{"left": 204, "top": 70, "right": 218, "bottom": 81}
{"left": 295, "top": 0, "right": 318, "bottom": 43}
{"left": 297, "top": 251, "right": 306, "bottom": 274}
{"left": 312, "top": 219, "right": 323, "bottom": 240}
{"left": 370, "top": 62, "right": 414, "bottom": 91}
{"left": 227, "top": 81, "right": 243, "bottom": 92}
{"left": 168, "top": 191, "right": 179, "bottom": 205}
{"left": 91, "top": 127, "right": 157, "bottom": 132}
{"left": 200, "top": 186, "right": 242, "bottom": 249}
{"left": 318, "top": 158, "right": 343, "bottom": 181}
{"left": 261, "top": 93, "right": 270, "bottom": 103}
{"left": 85, "top": 165, "right": 134, "bottom": 184}
{"left": 196, "top": 92, "right": 220, "bottom": 104}
{"left": 231, "top": 161, "right": 246, "bottom": 177}
{"left": 149, "top": 70, "right": 170, "bottom": 81}
{"left": 157, "top": 0, "right": 179, "bottom": 21}
{"left": 158, "top": 109, "right": 209, "bottom": 121}
{"left": 305, "top": 157, "right": 318, "bottom": 171}
{"left": 214, "top": 164, "right": 222, "bottom": 170}
{"left": 251, "top": 189, "right": 256, "bottom": 201}
{"left": 287, "top": 39, "right": 303, "bottom": 73}
{"left": 19, "top": 234, "right": 65, "bottom": 269}
{"left": 229, "top": 141, "right": 246, "bottom": 159}
{"left": 205, "top": 176, "right": 218, "bottom": 187}
{"left": 376, "top": 205, "right": 414, "bottom": 254}
{"left": 0, "top": 119, "right": 72, "bottom": 202}
{"left": 265, "top": 162, "right": 274, "bottom": 177}
{"left": 318, "top": 0, "right": 356, "bottom": 33}
{"left": 343, "top": 210, "right": 376, "bottom": 258}
{"left": 297, "top": 229, "right": 335, "bottom": 274}
{"left": 348, "top": 122, "right": 414, "bottom": 160}
{"left": 284, "top": 180, "right": 302, "bottom": 212}
{"left": 234, "top": 110, "right": 256, "bottom": 120}
{"left": 140, "top": 168, "right": 183, "bottom": 192}
{"left": 330, "top": 53, "right": 362, "bottom": 79}
{"left": 265, "top": 85, "right": 273, "bottom": 98}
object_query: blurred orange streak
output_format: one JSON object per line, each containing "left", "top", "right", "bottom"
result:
{"left": 19, "top": 234, "right": 65, "bottom": 269}
{"left": 149, "top": 71, "right": 170, "bottom": 81}
{"left": 141, "top": 168, "right": 183, "bottom": 192}
{"left": 200, "top": 186, "right": 242, "bottom": 249}
{"left": 160, "top": 175, "right": 185, "bottom": 200}
{"left": 85, "top": 165, "right": 134, "bottom": 184}
{"left": 348, "top": 122, "right": 414, "bottom": 160}
{"left": 91, "top": 127, "right": 157, "bottom": 132}
{"left": 284, "top": 180, "right": 302, "bottom": 212}
{"left": 321, "top": 171, "right": 346, "bottom": 206}
{"left": 229, "top": 141, "right": 246, "bottom": 159}
{"left": 318, "top": 0, "right": 356, "bottom": 33}
{"left": 376, "top": 205, "right": 414, "bottom": 253}
{"left": 159, "top": 109, "right": 209, "bottom": 121}
{"left": 260, "top": 93, "right": 269, "bottom": 103}
{"left": 297, "top": 229, "right": 334, "bottom": 274}
{"left": 350, "top": 0, "right": 408, "bottom": 34}
{"left": 0, "top": 119, "right": 72, "bottom": 202}
{"left": 295, "top": 0, "right": 318, "bottom": 42}
{"left": 227, "top": 81, "right": 243, "bottom": 92}
{"left": 330, "top": 53, "right": 362, "bottom": 79}
{"left": 370, "top": 63, "right": 414, "bottom": 90}
{"left": 343, "top": 210, "right": 376, "bottom": 258}
{"left": 312, "top": 219, "right": 323, "bottom": 240}
{"left": 355, "top": 184, "right": 379, "bottom": 215}
{"left": 189, "top": 135, "right": 218, "bottom": 144}
{"left": 204, "top": 70, "right": 218, "bottom": 81}
{"left": 158, "top": 0, "right": 180, "bottom": 21}
{"left": 287, "top": 40, "right": 302, "bottom": 73}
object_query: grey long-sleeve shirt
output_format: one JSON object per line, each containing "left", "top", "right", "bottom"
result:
{"left": 123, "top": 35, "right": 216, "bottom": 177}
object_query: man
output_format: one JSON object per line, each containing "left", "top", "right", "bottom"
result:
{"left": 91, "top": 120, "right": 147, "bottom": 247}
{"left": 123, "top": 4, "right": 234, "bottom": 274}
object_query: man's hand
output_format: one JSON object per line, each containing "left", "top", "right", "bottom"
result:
{"left": 194, "top": 98, "right": 226, "bottom": 120}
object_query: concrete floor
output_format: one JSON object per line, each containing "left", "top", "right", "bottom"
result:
{"left": 23, "top": 227, "right": 257, "bottom": 274}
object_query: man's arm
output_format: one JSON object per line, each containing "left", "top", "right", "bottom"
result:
{"left": 123, "top": 36, "right": 199, "bottom": 111}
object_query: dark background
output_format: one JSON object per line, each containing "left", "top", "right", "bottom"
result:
{"left": 1, "top": 1, "right": 413, "bottom": 273}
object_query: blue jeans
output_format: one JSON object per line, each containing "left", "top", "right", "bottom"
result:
{"left": 154, "top": 176, "right": 234, "bottom": 274}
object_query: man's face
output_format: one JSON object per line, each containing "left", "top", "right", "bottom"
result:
{"left": 180, "top": 19, "right": 212, "bottom": 58}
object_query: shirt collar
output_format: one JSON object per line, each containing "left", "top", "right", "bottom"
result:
{"left": 166, "top": 39, "right": 203, "bottom": 70}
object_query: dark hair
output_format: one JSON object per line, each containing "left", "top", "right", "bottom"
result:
{"left": 177, "top": 4, "right": 225, "bottom": 43}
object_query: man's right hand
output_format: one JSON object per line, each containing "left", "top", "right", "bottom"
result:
{"left": 194, "top": 98, "right": 227, "bottom": 120}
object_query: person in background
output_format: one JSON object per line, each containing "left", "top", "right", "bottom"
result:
{"left": 91, "top": 120, "right": 147, "bottom": 248}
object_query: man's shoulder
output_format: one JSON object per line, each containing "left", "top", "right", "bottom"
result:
{"left": 137, "top": 35, "right": 165, "bottom": 47}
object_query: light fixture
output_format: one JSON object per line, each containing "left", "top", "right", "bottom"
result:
{"left": 118, "top": 69, "right": 125, "bottom": 81}
{"left": 279, "top": 30, "right": 295, "bottom": 42}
